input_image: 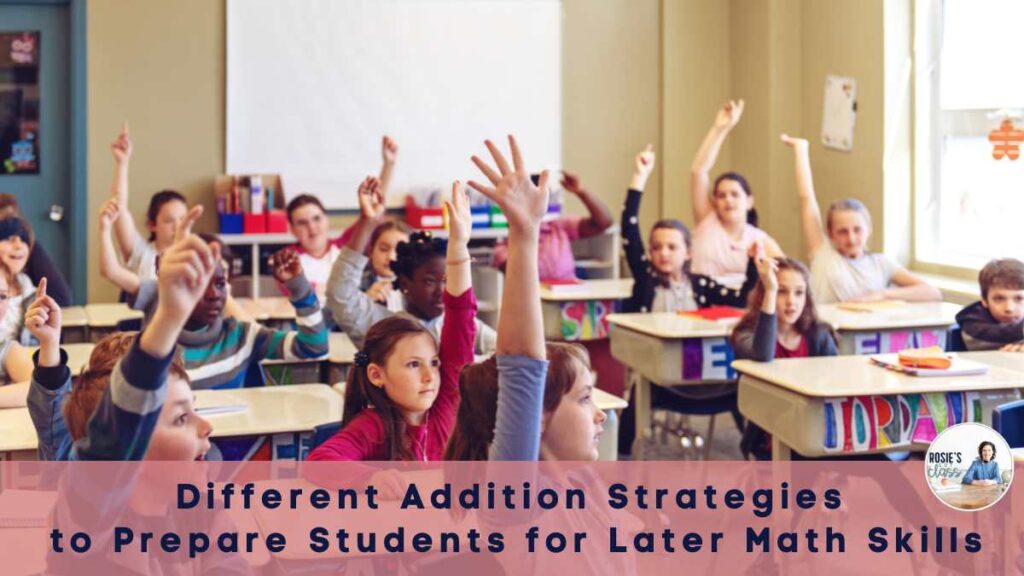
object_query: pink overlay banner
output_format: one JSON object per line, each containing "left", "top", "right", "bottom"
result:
{"left": 0, "top": 461, "right": 1016, "bottom": 575}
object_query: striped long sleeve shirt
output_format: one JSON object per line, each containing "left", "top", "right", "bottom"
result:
{"left": 178, "top": 275, "right": 329, "bottom": 390}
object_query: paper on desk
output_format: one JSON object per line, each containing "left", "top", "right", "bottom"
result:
{"left": 196, "top": 405, "right": 249, "bottom": 416}
{"left": 868, "top": 354, "right": 989, "bottom": 377}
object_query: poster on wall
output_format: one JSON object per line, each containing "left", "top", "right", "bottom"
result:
{"left": 0, "top": 32, "right": 40, "bottom": 175}
{"left": 821, "top": 74, "right": 856, "bottom": 152}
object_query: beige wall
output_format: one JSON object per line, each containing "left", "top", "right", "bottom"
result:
{"left": 87, "top": 0, "right": 225, "bottom": 302}
{"left": 84, "top": 0, "right": 895, "bottom": 302}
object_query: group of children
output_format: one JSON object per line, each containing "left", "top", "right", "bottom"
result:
{"left": 1, "top": 99, "right": 1023, "bottom": 471}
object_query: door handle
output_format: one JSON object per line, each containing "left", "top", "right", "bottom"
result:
{"left": 49, "top": 204, "right": 64, "bottom": 222}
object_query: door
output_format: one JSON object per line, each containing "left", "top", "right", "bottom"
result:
{"left": 0, "top": 3, "right": 71, "bottom": 292}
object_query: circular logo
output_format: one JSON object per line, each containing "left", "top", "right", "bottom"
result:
{"left": 925, "top": 422, "right": 1013, "bottom": 511}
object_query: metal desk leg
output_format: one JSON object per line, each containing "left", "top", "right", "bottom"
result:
{"left": 633, "top": 375, "right": 650, "bottom": 455}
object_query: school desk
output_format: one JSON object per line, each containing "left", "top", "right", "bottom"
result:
{"left": 233, "top": 296, "right": 297, "bottom": 329}
{"left": 27, "top": 343, "right": 95, "bottom": 376}
{"left": 963, "top": 350, "right": 1024, "bottom": 374}
{"left": 0, "top": 384, "right": 342, "bottom": 462}
{"left": 260, "top": 332, "right": 355, "bottom": 385}
{"left": 933, "top": 483, "right": 1005, "bottom": 511}
{"left": 816, "top": 302, "right": 961, "bottom": 356}
{"left": 541, "top": 278, "right": 634, "bottom": 403}
{"left": 196, "top": 384, "right": 341, "bottom": 461}
{"left": 733, "top": 353, "right": 1024, "bottom": 460}
{"left": 83, "top": 303, "right": 144, "bottom": 342}
{"left": 608, "top": 312, "right": 739, "bottom": 452}
{"left": 60, "top": 306, "right": 88, "bottom": 344}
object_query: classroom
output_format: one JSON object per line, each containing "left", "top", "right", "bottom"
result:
{"left": 0, "top": 0, "right": 1022, "bottom": 538}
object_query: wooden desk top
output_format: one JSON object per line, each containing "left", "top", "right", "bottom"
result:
{"left": 732, "top": 352, "right": 1024, "bottom": 397}
{"left": 594, "top": 388, "right": 628, "bottom": 411}
{"left": 234, "top": 297, "right": 296, "bottom": 321}
{"left": 608, "top": 312, "right": 735, "bottom": 339}
{"left": 61, "top": 306, "right": 88, "bottom": 327}
{"left": 968, "top": 350, "right": 1024, "bottom": 375}
{"left": 817, "top": 302, "right": 960, "bottom": 332}
{"left": 0, "top": 407, "right": 38, "bottom": 452}
{"left": 260, "top": 332, "right": 355, "bottom": 366}
{"left": 84, "top": 303, "right": 143, "bottom": 328}
{"left": 195, "top": 384, "right": 340, "bottom": 438}
{"left": 933, "top": 483, "right": 1004, "bottom": 510}
{"left": 540, "top": 279, "right": 633, "bottom": 302}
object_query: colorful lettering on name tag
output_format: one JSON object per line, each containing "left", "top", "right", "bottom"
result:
{"left": 681, "top": 337, "right": 736, "bottom": 381}
{"left": 559, "top": 300, "right": 618, "bottom": 341}
{"left": 823, "top": 392, "right": 982, "bottom": 453}
{"left": 851, "top": 329, "right": 946, "bottom": 355}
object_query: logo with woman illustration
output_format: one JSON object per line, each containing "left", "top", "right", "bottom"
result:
{"left": 925, "top": 423, "right": 1013, "bottom": 511}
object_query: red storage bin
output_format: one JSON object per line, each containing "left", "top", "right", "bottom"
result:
{"left": 266, "top": 210, "right": 288, "bottom": 233}
{"left": 405, "top": 196, "right": 445, "bottom": 230}
{"left": 243, "top": 213, "right": 267, "bottom": 234}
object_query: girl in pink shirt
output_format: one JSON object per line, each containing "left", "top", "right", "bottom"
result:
{"left": 308, "top": 180, "right": 477, "bottom": 466}
{"left": 689, "top": 100, "right": 783, "bottom": 283}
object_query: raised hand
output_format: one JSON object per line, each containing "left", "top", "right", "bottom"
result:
{"left": 156, "top": 235, "right": 219, "bottom": 325}
{"left": 381, "top": 136, "right": 399, "bottom": 165}
{"left": 631, "top": 144, "right": 656, "bottom": 190}
{"left": 445, "top": 180, "right": 473, "bottom": 247}
{"left": 366, "top": 279, "right": 394, "bottom": 304}
{"left": 174, "top": 205, "right": 204, "bottom": 242}
{"left": 468, "top": 135, "right": 549, "bottom": 233}
{"left": 357, "top": 176, "right": 386, "bottom": 221}
{"left": 98, "top": 198, "right": 121, "bottom": 231}
{"left": 780, "top": 133, "right": 809, "bottom": 152}
{"left": 24, "top": 278, "right": 61, "bottom": 351}
{"left": 714, "top": 99, "right": 745, "bottom": 131}
{"left": 111, "top": 121, "right": 133, "bottom": 165}
{"left": 270, "top": 248, "right": 303, "bottom": 284}
{"left": 560, "top": 171, "right": 584, "bottom": 196}
{"left": 749, "top": 241, "right": 778, "bottom": 294}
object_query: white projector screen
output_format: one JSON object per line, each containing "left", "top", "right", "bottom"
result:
{"left": 227, "top": 0, "right": 562, "bottom": 210}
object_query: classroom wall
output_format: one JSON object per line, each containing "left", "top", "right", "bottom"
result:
{"left": 86, "top": 0, "right": 225, "bottom": 303}
{"left": 84, "top": 0, "right": 896, "bottom": 301}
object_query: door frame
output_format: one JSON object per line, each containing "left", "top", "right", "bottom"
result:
{"left": 0, "top": 0, "right": 87, "bottom": 302}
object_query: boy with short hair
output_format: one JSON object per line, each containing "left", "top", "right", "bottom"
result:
{"left": 956, "top": 258, "right": 1024, "bottom": 351}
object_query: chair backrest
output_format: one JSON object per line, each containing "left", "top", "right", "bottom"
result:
{"left": 310, "top": 421, "right": 343, "bottom": 451}
{"left": 992, "top": 399, "right": 1024, "bottom": 448}
{"left": 947, "top": 325, "right": 967, "bottom": 352}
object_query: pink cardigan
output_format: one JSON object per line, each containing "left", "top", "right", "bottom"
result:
{"left": 307, "top": 288, "right": 478, "bottom": 461}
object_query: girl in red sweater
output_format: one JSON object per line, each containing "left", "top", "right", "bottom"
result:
{"left": 308, "top": 179, "right": 477, "bottom": 469}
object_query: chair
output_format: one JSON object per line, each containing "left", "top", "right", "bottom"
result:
{"left": 992, "top": 399, "right": 1024, "bottom": 447}
{"left": 947, "top": 325, "right": 967, "bottom": 352}
{"left": 310, "top": 421, "right": 343, "bottom": 451}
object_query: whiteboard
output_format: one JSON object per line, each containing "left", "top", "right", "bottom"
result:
{"left": 227, "top": 0, "right": 562, "bottom": 210}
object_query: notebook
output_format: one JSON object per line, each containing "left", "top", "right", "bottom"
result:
{"left": 868, "top": 354, "right": 989, "bottom": 377}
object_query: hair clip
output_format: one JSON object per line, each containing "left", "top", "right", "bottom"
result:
{"left": 354, "top": 350, "right": 371, "bottom": 368}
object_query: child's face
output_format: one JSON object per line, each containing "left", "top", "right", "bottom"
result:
{"left": 982, "top": 287, "right": 1024, "bottom": 325}
{"left": 289, "top": 204, "right": 329, "bottom": 255}
{"left": 648, "top": 228, "right": 689, "bottom": 276}
{"left": 0, "top": 274, "right": 9, "bottom": 318}
{"left": 399, "top": 256, "right": 446, "bottom": 320}
{"left": 145, "top": 375, "right": 213, "bottom": 461}
{"left": 776, "top": 269, "right": 808, "bottom": 329}
{"left": 540, "top": 362, "right": 606, "bottom": 462}
{"left": 371, "top": 229, "right": 409, "bottom": 279}
{"left": 149, "top": 200, "right": 188, "bottom": 248}
{"left": 0, "top": 234, "right": 29, "bottom": 275}
{"left": 368, "top": 332, "right": 440, "bottom": 418}
{"left": 828, "top": 210, "right": 870, "bottom": 258}
{"left": 188, "top": 261, "right": 228, "bottom": 327}
{"left": 712, "top": 179, "right": 752, "bottom": 225}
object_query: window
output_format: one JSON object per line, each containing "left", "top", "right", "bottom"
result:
{"left": 914, "top": 0, "right": 1024, "bottom": 271}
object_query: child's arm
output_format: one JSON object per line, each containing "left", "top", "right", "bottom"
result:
{"left": 690, "top": 100, "right": 744, "bottom": 223}
{"left": 433, "top": 182, "right": 478, "bottom": 419}
{"left": 781, "top": 135, "right": 827, "bottom": 257}
{"left": 378, "top": 135, "right": 399, "bottom": 201}
{"left": 75, "top": 235, "right": 218, "bottom": 461}
{"left": 98, "top": 198, "right": 141, "bottom": 295}
{"left": 561, "top": 171, "right": 613, "bottom": 238}
{"left": 622, "top": 146, "right": 655, "bottom": 309}
{"left": 852, "top": 266, "right": 942, "bottom": 303}
{"left": 248, "top": 249, "right": 329, "bottom": 363}
{"left": 327, "top": 178, "right": 391, "bottom": 346}
{"left": 23, "top": 278, "right": 73, "bottom": 459}
{"left": 1, "top": 341, "right": 32, "bottom": 385}
{"left": 468, "top": 136, "right": 549, "bottom": 461}
{"left": 732, "top": 249, "right": 780, "bottom": 362}
{"left": 109, "top": 122, "right": 139, "bottom": 262}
